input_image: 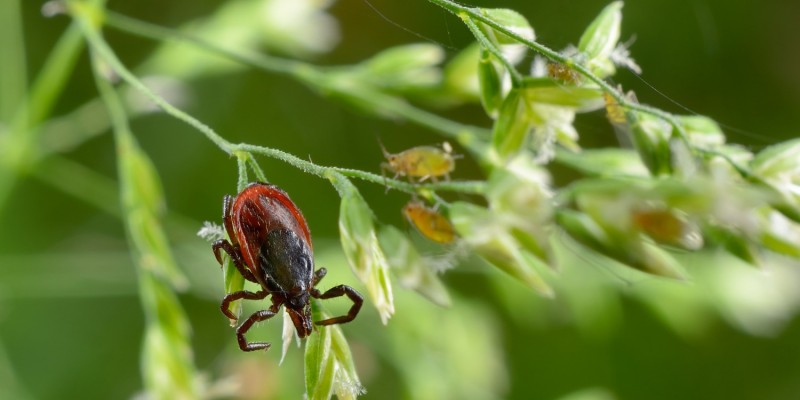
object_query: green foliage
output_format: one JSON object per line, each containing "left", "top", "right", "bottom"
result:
{"left": 91, "top": 46, "right": 197, "bottom": 399}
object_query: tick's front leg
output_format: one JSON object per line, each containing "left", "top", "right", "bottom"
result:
{"left": 312, "top": 267, "right": 327, "bottom": 286}
{"left": 311, "top": 285, "right": 364, "bottom": 326}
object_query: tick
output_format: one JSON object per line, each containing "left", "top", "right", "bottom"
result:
{"left": 381, "top": 142, "right": 457, "bottom": 183}
{"left": 212, "top": 182, "right": 363, "bottom": 352}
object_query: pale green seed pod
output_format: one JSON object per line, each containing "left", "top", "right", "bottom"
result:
{"left": 378, "top": 225, "right": 452, "bottom": 307}
{"left": 449, "top": 201, "right": 554, "bottom": 297}
{"left": 751, "top": 138, "right": 800, "bottom": 222}
{"left": 478, "top": 49, "right": 504, "bottom": 118}
{"left": 335, "top": 176, "right": 394, "bottom": 324}
{"left": 305, "top": 302, "right": 364, "bottom": 400}
{"left": 578, "top": 2, "right": 623, "bottom": 75}
{"left": 491, "top": 89, "right": 532, "bottom": 162}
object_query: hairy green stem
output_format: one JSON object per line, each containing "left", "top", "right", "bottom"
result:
{"left": 236, "top": 143, "right": 485, "bottom": 195}
{"left": 236, "top": 156, "right": 250, "bottom": 190}
{"left": 101, "top": 9, "right": 490, "bottom": 156}
{"left": 71, "top": 3, "right": 235, "bottom": 154}
{"left": 244, "top": 153, "right": 268, "bottom": 182}
{"left": 461, "top": 15, "right": 522, "bottom": 87}
{"left": 70, "top": 4, "right": 485, "bottom": 199}
{"left": 104, "top": 10, "right": 299, "bottom": 76}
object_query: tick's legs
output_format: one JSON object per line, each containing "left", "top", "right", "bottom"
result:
{"left": 220, "top": 289, "right": 270, "bottom": 323}
{"left": 212, "top": 239, "right": 258, "bottom": 283}
{"left": 222, "top": 195, "right": 236, "bottom": 244}
{"left": 311, "top": 285, "right": 364, "bottom": 326}
{"left": 236, "top": 309, "right": 277, "bottom": 352}
{"left": 312, "top": 268, "right": 327, "bottom": 286}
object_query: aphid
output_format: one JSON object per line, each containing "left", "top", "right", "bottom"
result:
{"left": 604, "top": 92, "right": 625, "bottom": 125}
{"left": 381, "top": 142, "right": 457, "bottom": 183}
{"left": 547, "top": 62, "right": 581, "bottom": 84}
{"left": 604, "top": 88, "right": 637, "bottom": 126}
{"left": 403, "top": 200, "right": 456, "bottom": 244}
{"left": 632, "top": 207, "right": 702, "bottom": 250}
{"left": 632, "top": 208, "right": 684, "bottom": 243}
{"left": 212, "top": 182, "right": 363, "bottom": 352}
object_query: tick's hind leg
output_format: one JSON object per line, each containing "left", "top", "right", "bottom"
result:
{"left": 220, "top": 289, "right": 269, "bottom": 324}
{"left": 236, "top": 309, "right": 277, "bottom": 352}
{"left": 212, "top": 239, "right": 258, "bottom": 283}
{"left": 311, "top": 285, "right": 364, "bottom": 326}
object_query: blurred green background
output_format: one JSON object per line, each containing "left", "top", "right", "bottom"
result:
{"left": 2, "top": 0, "right": 800, "bottom": 399}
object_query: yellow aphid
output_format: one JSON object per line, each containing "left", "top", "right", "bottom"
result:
{"left": 403, "top": 201, "right": 456, "bottom": 244}
{"left": 632, "top": 208, "right": 684, "bottom": 244}
{"left": 381, "top": 142, "right": 456, "bottom": 182}
{"left": 604, "top": 88, "right": 637, "bottom": 125}
{"left": 604, "top": 92, "right": 626, "bottom": 125}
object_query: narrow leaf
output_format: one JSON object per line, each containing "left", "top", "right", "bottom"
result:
{"left": 492, "top": 89, "right": 531, "bottom": 161}
{"left": 578, "top": 2, "right": 623, "bottom": 62}
{"left": 478, "top": 48, "right": 504, "bottom": 117}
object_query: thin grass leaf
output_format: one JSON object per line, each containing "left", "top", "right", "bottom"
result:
{"left": 91, "top": 49, "right": 198, "bottom": 399}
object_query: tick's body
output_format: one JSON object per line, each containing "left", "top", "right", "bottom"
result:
{"left": 212, "top": 183, "right": 362, "bottom": 352}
